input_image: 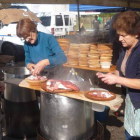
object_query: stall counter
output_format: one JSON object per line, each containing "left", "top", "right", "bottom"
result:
{"left": 19, "top": 79, "right": 123, "bottom": 111}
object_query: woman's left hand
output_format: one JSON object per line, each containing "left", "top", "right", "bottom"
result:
{"left": 32, "top": 59, "right": 50, "bottom": 75}
{"left": 97, "top": 73, "right": 118, "bottom": 85}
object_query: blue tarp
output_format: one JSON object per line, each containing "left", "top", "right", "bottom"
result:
{"left": 69, "top": 4, "right": 125, "bottom": 12}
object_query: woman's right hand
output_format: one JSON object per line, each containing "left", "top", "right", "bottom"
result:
{"left": 32, "top": 59, "right": 50, "bottom": 76}
{"left": 27, "top": 63, "right": 36, "bottom": 74}
{"left": 96, "top": 72, "right": 118, "bottom": 85}
{"left": 96, "top": 72, "right": 105, "bottom": 78}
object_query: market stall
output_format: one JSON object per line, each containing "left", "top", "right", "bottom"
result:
{"left": 2, "top": 66, "right": 123, "bottom": 140}
{"left": 1, "top": 1, "right": 139, "bottom": 140}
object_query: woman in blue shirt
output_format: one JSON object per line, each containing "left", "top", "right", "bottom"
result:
{"left": 97, "top": 11, "right": 140, "bottom": 140}
{"left": 16, "top": 18, "right": 67, "bottom": 76}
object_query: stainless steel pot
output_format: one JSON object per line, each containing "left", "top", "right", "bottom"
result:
{"left": 39, "top": 81, "right": 94, "bottom": 140}
{"left": 3, "top": 67, "right": 36, "bottom": 102}
{"left": 2, "top": 67, "right": 39, "bottom": 139}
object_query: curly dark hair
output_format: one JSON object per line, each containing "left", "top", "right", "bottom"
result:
{"left": 16, "top": 18, "right": 37, "bottom": 38}
{"left": 113, "top": 10, "right": 140, "bottom": 37}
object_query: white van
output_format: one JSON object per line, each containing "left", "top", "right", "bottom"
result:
{"left": 40, "top": 12, "right": 76, "bottom": 36}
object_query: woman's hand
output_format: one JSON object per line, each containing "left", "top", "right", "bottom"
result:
{"left": 96, "top": 72, "right": 105, "bottom": 78}
{"left": 32, "top": 59, "right": 50, "bottom": 76}
{"left": 27, "top": 63, "right": 35, "bottom": 72}
{"left": 96, "top": 72, "right": 118, "bottom": 85}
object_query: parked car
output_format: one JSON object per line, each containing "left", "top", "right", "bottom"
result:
{"left": 40, "top": 12, "right": 76, "bottom": 36}
{"left": 0, "top": 9, "right": 51, "bottom": 62}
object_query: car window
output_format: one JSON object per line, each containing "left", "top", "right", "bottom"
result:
{"left": 55, "top": 15, "right": 63, "bottom": 26}
{"left": 40, "top": 16, "right": 51, "bottom": 26}
{"left": 64, "top": 15, "right": 72, "bottom": 26}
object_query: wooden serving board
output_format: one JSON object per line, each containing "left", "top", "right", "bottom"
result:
{"left": 19, "top": 80, "right": 123, "bottom": 111}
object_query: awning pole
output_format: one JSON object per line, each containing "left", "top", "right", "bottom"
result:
{"left": 76, "top": 0, "right": 81, "bottom": 34}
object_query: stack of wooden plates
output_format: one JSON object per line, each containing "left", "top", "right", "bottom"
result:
{"left": 90, "top": 44, "right": 97, "bottom": 50}
{"left": 78, "top": 44, "right": 90, "bottom": 67}
{"left": 97, "top": 43, "right": 113, "bottom": 68}
{"left": 68, "top": 44, "right": 79, "bottom": 66}
{"left": 88, "top": 44, "right": 100, "bottom": 68}
{"left": 57, "top": 38, "right": 70, "bottom": 55}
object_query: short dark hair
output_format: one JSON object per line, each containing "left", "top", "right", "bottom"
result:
{"left": 113, "top": 10, "right": 140, "bottom": 36}
{"left": 95, "top": 15, "right": 98, "bottom": 19}
{"left": 16, "top": 18, "right": 37, "bottom": 38}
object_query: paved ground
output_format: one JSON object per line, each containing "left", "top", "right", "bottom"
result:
{"left": 0, "top": 61, "right": 125, "bottom": 140}
{"left": 105, "top": 109, "right": 125, "bottom": 140}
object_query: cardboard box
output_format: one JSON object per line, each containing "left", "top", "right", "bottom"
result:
{"left": 0, "top": 9, "right": 41, "bottom": 24}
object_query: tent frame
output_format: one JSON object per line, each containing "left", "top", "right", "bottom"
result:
{"left": 1, "top": 0, "right": 140, "bottom": 8}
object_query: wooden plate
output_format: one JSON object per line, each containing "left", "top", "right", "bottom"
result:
{"left": 84, "top": 90, "right": 116, "bottom": 101}
{"left": 41, "top": 83, "right": 73, "bottom": 93}
{"left": 25, "top": 78, "right": 47, "bottom": 86}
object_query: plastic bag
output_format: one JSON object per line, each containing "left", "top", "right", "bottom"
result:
{"left": 67, "top": 68, "right": 84, "bottom": 82}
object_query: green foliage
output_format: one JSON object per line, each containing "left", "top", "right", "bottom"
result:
{"left": 75, "top": 13, "right": 118, "bottom": 30}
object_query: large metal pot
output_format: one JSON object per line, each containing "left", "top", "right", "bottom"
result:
{"left": 3, "top": 67, "right": 36, "bottom": 102}
{"left": 2, "top": 67, "right": 39, "bottom": 139}
{"left": 39, "top": 81, "right": 94, "bottom": 140}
